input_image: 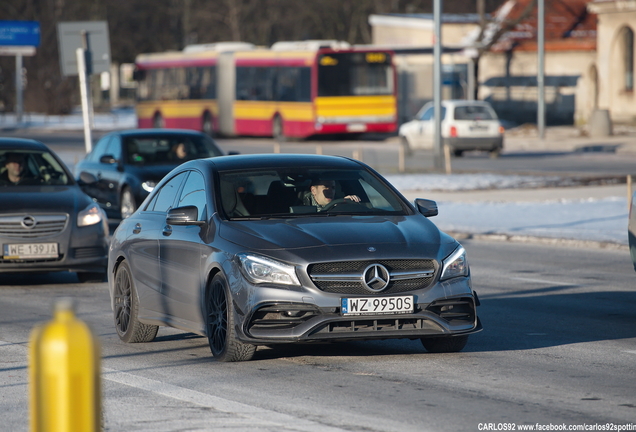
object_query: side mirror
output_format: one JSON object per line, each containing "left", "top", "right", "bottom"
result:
{"left": 99, "top": 154, "right": 117, "bottom": 164}
{"left": 166, "top": 205, "right": 205, "bottom": 226}
{"left": 414, "top": 198, "right": 438, "bottom": 217}
{"left": 78, "top": 171, "right": 98, "bottom": 185}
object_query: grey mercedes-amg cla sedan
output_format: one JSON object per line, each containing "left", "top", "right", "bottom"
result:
{"left": 108, "top": 153, "right": 482, "bottom": 361}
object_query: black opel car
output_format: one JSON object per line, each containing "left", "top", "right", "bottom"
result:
{"left": 0, "top": 138, "right": 109, "bottom": 282}
{"left": 74, "top": 129, "right": 224, "bottom": 220}
{"left": 108, "top": 154, "right": 481, "bottom": 361}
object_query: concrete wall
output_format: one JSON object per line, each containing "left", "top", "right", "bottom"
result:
{"left": 593, "top": 7, "right": 636, "bottom": 124}
{"left": 478, "top": 50, "right": 596, "bottom": 125}
{"left": 371, "top": 21, "right": 479, "bottom": 47}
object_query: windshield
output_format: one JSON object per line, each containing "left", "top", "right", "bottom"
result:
{"left": 454, "top": 105, "right": 496, "bottom": 120}
{"left": 0, "top": 149, "right": 71, "bottom": 186}
{"left": 318, "top": 52, "right": 394, "bottom": 97}
{"left": 124, "top": 135, "right": 223, "bottom": 165}
{"left": 218, "top": 167, "right": 408, "bottom": 219}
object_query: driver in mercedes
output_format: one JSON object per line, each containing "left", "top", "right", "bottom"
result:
{"left": 303, "top": 178, "right": 361, "bottom": 211}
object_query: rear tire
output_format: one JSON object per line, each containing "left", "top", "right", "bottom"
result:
{"left": 206, "top": 273, "right": 256, "bottom": 362}
{"left": 489, "top": 147, "right": 501, "bottom": 158}
{"left": 113, "top": 261, "right": 159, "bottom": 343}
{"left": 453, "top": 149, "right": 464, "bottom": 157}
{"left": 421, "top": 335, "right": 468, "bottom": 353}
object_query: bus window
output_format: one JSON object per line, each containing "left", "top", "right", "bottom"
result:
{"left": 275, "top": 67, "right": 311, "bottom": 102}
{"left": 237, "top": 67, "right": 274, "bottom": 101}
{"left": 318, "top": 52, "right": 393, "bottom": 97}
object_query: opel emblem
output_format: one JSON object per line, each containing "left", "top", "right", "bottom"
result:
{"left": 367, "top": 246, "right": 376, "bottom": 252}
{"left": 21, "top": 215, "right": 37, "bottom": 229}
{"left": 362, "top": 264, "right": 390, "bottom": 292}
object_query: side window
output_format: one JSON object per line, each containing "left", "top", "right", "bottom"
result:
{"left": 149, "top": 172, "right": 187, "bottom": 213}
{"left": 420, "top": 106, "right": 446, "bottom": 121}
{"left": 105, "top": 136, "right": 122, "bottom": 161}
{"left": 420, "top": 107, "right": 433, "bottom": 121}
{"left": 87, "top": 136, "right": 111, "bottom": 162}
{"left": 177, "top": 171, "right": 206, "bottom": 220}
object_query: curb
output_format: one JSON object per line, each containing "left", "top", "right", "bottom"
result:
{"left": 447, "top": 231, "right": 628, "bottom": 251}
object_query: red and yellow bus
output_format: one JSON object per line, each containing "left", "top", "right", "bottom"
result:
{"left": 134, "top": 41, "right": 397, "bottom": 138}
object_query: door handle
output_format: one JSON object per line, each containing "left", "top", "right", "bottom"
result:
{"left": 133, "top": 223, "right": 141, "bottom": 234}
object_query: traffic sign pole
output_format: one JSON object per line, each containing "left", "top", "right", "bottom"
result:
{"left": 77, "top": 47, "right": 93, "bottom": 153}
{"left": 15, "top": 53, "right": 23, "bottom": 124}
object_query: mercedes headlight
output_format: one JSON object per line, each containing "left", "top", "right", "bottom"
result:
{"left": 440, "top": 246, "right": 469, "bottom": 280}
{"left": 78, "top": 203, "right": 106, "bottom": 227}
{"left": 238, "top": 253, "right": 300, "bottom": 286}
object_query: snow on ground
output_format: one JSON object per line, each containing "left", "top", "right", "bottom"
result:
{"left": 1, "top": 110, "right": 629, "bottom": 246}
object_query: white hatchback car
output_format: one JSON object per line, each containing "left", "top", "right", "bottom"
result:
{"left": 399, "top": 100, "right": 505, "bottom": 157}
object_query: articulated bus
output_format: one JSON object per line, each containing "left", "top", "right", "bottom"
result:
{"left": 134, "top": 41, "right": 397, "bottom": 139}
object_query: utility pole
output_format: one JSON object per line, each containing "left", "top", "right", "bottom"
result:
{"left": 537, "top": 0, "right": 546, "bottom": 140}
{"left": 433, "top": 0, "right": 444, "bottom": 170}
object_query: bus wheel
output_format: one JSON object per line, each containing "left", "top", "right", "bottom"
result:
{"left": 153, "top": 113, "right": 164, "bottom": 129}
{"left": 202, "top": 112, "right": 214, "bottom": 137}
{"left": 272, "top": 115, "right": 285, "bottom": 141}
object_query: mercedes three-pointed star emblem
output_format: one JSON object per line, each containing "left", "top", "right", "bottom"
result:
{"left": 362, "top": 263, "right": 390, "bottom": 292}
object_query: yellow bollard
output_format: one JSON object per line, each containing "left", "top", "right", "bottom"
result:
{"left": 29, "top": 298, "right": 101, "bottom": 432}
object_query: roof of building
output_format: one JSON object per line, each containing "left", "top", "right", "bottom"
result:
{"left": 488, "top": 0, "right": 597, "bottom": 52}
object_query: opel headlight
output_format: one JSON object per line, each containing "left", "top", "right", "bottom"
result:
{"left": 440, "top": 246, "right": 469, "bottom": 280}
{"left": 238, "top": 253, "right": 300, "bottom": 286}
{"left": 78, "top": 203, "right": 105, "bottom": 227}
{"left": 142, "top": 180, "right": 156, "bottom": 192}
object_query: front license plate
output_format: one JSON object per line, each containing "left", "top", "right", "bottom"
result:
{"left": 3, "top": 243, "right": 59, "bottom": 259}
{"left": 341, "top": 296, "right": 414, "bottom": 316}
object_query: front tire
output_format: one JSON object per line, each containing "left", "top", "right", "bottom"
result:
{"left": 113, "top": 261, "right": 158, "bottom": 343}
{"left": 206, "top": 273, "right": 256, "bottom": 362}
{"left": 120, "top": 187, "right": 137, "bottom": 220}
{"left": 421, "top": 335, "right": 468, "bottom": 353}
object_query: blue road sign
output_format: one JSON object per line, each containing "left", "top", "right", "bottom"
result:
{"left": 0, "top": 21, "right": 40, "bottom": 47}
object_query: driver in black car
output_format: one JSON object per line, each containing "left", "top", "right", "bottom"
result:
{"left": 302, "top": 178, "right": 360, "bottom": 211}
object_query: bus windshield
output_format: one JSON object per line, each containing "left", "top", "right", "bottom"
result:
{"left": 317, "top": 52, "right": 394, "bottom": 97}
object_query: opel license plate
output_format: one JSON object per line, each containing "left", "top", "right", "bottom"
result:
{"left": 3, "top": 243, "right": 59, "bottom": 259}
{"left": 341, "top": 296, "right": 414, "bottom": 316}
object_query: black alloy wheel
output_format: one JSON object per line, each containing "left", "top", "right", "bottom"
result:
{"left": 206, "top": 273, "right": 256, "bottom": 362}
{"left": 113, "top": 261, "right": 158, "bottom": 343}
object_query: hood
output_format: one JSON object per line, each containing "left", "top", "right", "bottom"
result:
{"left": 219, "top": 215, "right": 457, "bottom": 260}
{"left": 0, "top": 185, "right": 91, "bottom": 214}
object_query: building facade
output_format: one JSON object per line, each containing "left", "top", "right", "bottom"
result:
{"left": 588, "top": 0, "right": 636, "bottom": 124}
{"left": 369, "top": 1, "right": 599, "bottom": 127}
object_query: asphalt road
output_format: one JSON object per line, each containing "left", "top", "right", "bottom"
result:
{"left": 2, "top": 240, "right": 635, "bottom": 431}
